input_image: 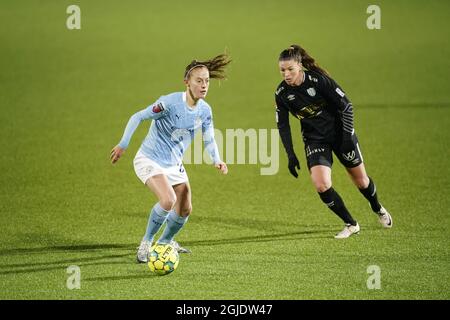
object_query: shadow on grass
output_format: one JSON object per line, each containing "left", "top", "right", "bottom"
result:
{"left": 0, "top": 260, "right": 133, "bottom": 276}
{"left": 83, "top": 273, "right": 157, "bottom": 282}
{"left": 182, "top": 229, "right": 334, "bottom": 247}
{"left": 0, "top": 225, "right": 377, "bottom": 276}
{"left": 0, "top": 253, "right": 132, "bottom": 269}
{"left": 0, "top": 227, "right": 336, "bottom": 258}
{"left": 0, "top": 243, "right": 133, "bottom": 256}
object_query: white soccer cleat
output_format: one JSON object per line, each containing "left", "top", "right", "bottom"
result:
{"left": 334, "top": 223, "right": 360, "bottom": 239}
{"left": 170, "top": 240, "right": 191, "bottom": 254}
{"left": 136, "top": 240, "right": 152, "bottom": 263}
{"left": 377, "top": 206, "right": 393, "bottom": 228}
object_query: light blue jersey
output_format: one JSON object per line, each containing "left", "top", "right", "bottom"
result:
{"left": 118, "top": 92, "right": 221, "bottom": 167}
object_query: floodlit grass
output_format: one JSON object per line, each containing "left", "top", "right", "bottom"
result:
{"left": 1, "top": 0, "right": 449, "bottom": 299}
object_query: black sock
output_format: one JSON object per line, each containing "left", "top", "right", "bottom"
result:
{"left": 318, "top": 187, "right": 357, "bottom": 225}
{"left": 359, "top": 177, "right": 382, "bottom": 213}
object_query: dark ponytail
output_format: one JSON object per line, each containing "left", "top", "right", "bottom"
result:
{"left": 279, "top": 44, "right": 329, "bottom": 76}
{"left": 184, "top": 54, "right": 232, "bottom": 80}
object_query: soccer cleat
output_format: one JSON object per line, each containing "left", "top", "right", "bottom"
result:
{"left": 136, "top": 240, "right": 152, "bottom": 263}
{"left": 170, "top": 240, "right": 191, "bottom": 254}
{"left": 334, "top": 222, "right": 360, "bottom": 239}
{"left": 377, "top": 206, "right": 393, "bottom": 228}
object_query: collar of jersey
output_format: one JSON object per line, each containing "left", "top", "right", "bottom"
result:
{"left": 182, "top": 92, "right": 201, "bottom": 111}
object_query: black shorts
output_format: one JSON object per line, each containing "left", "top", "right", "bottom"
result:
{"left": 304, "top": 134, "right": 364, "bottom": 170}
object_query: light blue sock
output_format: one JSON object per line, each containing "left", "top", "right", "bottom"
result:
{"left": 157, "top": 210, "right": 189, "bottom": 244}
{"left": 143, "top": 203, "right": 170, "bottom": 242}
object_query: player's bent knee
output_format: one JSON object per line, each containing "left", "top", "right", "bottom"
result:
{"left": 314, "top": 181, "right": 332, "bottom": 193}
{"left": 160, "top": 194, "right": 177, "bottom": 211}
{"left": 316, "top": 185, "right": 330, "bottom": 193}
{"left": 354, "top": 177, "right": 369, "bottom": 189}
{"left": 180, "top": 205, "right": 192, "bottom": 217}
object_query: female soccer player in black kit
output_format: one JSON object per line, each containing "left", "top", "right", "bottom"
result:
{"left": 275, "top": 45, "right": 393, "bottom": 238}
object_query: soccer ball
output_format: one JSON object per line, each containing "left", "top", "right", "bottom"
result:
{"left": 148, "top": 243, "right": 179, "bottom": 276}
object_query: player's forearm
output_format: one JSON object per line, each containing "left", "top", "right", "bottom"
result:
{"left": 278, "top": 127, "right": 296, "bottom": 157}
{"left": 203, "top": 127, "right": 222, "bottom": 164}
{"left": 204, "top": 139, "right": 222, "bottom": 164}
{"left": 118, "top": 111, "right": 145, "bottom": 149}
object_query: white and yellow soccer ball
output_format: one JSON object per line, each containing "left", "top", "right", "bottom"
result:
{"left": 148, "top": 243, "right": 179, "bottom": 276}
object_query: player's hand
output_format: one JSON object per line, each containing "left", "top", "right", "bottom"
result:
{"left": 110, "top": 145, "right": 125, "bottom": 164}
{"left": 288, "top": 154, "right": 300, "bottom": 178}
{"left": 215, "top": 162, "right": 228, "bottom": 175}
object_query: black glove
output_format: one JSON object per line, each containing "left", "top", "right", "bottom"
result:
{"left": 288, "top": 154, "right": 300, "bottom": 178}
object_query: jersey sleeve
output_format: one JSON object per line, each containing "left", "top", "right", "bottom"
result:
{"left": 117, "top": 97, "right": 170, "bottom": 149}
{"left": 201, "top": 107, "right": 222, "bottom": 165}
{"left": 316, "top": 74, "right": 354, "bottom": 138}
{"left": 275, "top": 92, "right": 296, "bottom": 157}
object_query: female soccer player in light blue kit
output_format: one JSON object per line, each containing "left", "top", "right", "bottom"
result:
{"left": 111, "top": 54, "right": 231, "bottom": 263}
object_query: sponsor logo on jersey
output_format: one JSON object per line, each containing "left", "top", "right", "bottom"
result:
{"left": 335, "top": 88, "right": 345, "bottom": 97}
{"left": 287, "top": 94, "right": 296, "bottom": 101}
{"left": 296, "top": 103, "right": 323, "bottom": 119}
{"left": 307, "top": 87, "right": 316, "bottom": 97}
{"left": 152, "top": 102, "right": 165, "bottom": 113}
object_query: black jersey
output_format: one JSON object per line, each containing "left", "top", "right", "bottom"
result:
{"left": 275, "top": 70, "right": 354, "bottom": 156}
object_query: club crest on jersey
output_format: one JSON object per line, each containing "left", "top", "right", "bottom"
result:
{"left": 342, "top": 150, "right": 356, "bottom": 161}
{"left": 152, "top": 102, "right": 165, "bottom": 113}
{"left": 307, "top": 87, "right": 316, "bottom": 97}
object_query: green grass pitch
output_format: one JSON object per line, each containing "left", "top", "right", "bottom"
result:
{"left": 0, "top": 0, "right": 449, "bottom": 299}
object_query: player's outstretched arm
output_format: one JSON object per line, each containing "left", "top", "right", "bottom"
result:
{"left": 111, "top": 100, "right": 168, "bottom": 165}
